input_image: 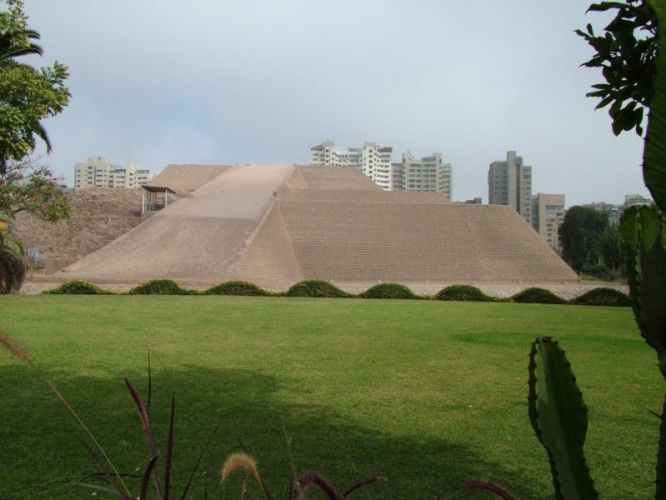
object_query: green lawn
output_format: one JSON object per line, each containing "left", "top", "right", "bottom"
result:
{"left": 0, "top": 295, "right": 662, "bottom": 498}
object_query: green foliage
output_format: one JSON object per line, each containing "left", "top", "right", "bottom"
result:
{"left": 0, "top": 159, "right": 69, "bottom": 221}
{"left": 644, "top": 0, "right": 666, "bottom": 210}
{"left": 0, "top": 220, "right": 24, "bottom": 293}
{"left": 576, "top": 0, "right": 657, "bottom": 136}
{"left": 0, "top": 0, "right": 70, "bottom": 170}
{"left": 285, "top": 280, "right": 353, "bottom": 298}
{"left": 360, "top": 283, "right": 418, "bottom": 299}
{"left": 559, "top": 206, "right": 611, "bottom": 273}
{"left": 512, "top": 288, "right": 566, "bottom": 305}
{"left": 528, "top": 337, "right": 599, "bottom": 499}
{"left": 435, "top": 285, "right": 494, "bottom": 302}
{"left": 128, "top": 280, "right": 194, "bottom": 296}
{"left": 204, "top": 281, "right": 272, "bottom": 296}
{"left": 46, "top": 280, "right": 110, "bottom": 295}
{"left": 577, "top": 1, "right": 666, "bottom": 496}
{"left": 0, "top": 3, "right": 65, "bottom": 159}
{"left": 619, "top": 206, "right": 666, "bottom": 372}
{"left": 570, "top": 287, "right": 631, "bottom": 307}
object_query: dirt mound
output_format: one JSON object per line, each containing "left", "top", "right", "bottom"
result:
{"left": 15, "top": 188, "right": 151, "bottom": 273}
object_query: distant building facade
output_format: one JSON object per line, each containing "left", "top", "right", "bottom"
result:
{"left": 623, "top": 193, "right": 652, "bottom": 208}
{"left": 310, "top": 141, "right": 393, "bottom": 190}
{"left": 532, "top": 193, "right": 565, "bottom": 252}
{"left": 584, "top": 194, "right": 651, "bottom": 225}
{"left": 584, "top": 201, "right": 622, "bottom": 225}
{"left": 391, "top": 152, "right": 452, "bottom": 199}
{"left": 74, "top": 157, "right": 153, "bottom": 189}
{"left": 488, "top": 151, "right": 532, "bottom": 224}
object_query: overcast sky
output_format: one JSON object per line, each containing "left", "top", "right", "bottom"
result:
{"left": 24, "top": 0, "right": 649, "bottom": 205}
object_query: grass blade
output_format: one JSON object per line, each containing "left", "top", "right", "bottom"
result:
{"left": 464, "top": 479, "right": 515, "bottom": 499}
{"left": 179, "top": 421, "right": 222, "bottom": 500}
{"left": 125, "top": 377, "right": 155, "bottom": 453}
{"left": 342, "top": 476, "right": 387, "bottom": 497}
{"left": 0, "top": 330, "right": 131, "bottom": 497}
{"left": 164, "top": 395, "right": 176, "bottom": 500}
{"left": 75, "top": 482, "right": 126, "bottom": 497}
{"left": 147, "top": 351, "right": 152, "bottom": 413}
{"left": 140, "top": 454, "right": 159, "bottom": 500}
{"left": 292, "top": 472, "right": 342, "bottom": 500}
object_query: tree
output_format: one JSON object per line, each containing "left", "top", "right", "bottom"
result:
{"left": 0, "top": 0, "right": 69, "bottom": 176}
{"left": 575, "top": 0, "right": 657, "bottom": 136}
{"left": 599, "top": 222, "right": 624, "bottom": 272}
{"left": 0, "top": 0, "right": 70, "bottom": 293}
{"left": 0, "top": 219, "right": 24, "bottom": 293}
{"left": 558, "top": 205, "right": 610, "bottom": 273}
{"left": 0, "top": 156, "right": 69, "bottom": 221}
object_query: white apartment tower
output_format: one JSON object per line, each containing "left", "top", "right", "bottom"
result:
{"left": 74, "top": 157, "right": 153, "bottom": 189}
{"left": 488, "top": 151, "right": 533, "bottom": 224}
{"left": 391, "top": 152, "right": 452, "bottom": 200}
{"left": 532, "top": 193, "right": 565, "bottom": 252}
{"left": 310, "top": 141, "right": 393, "bottom": 190}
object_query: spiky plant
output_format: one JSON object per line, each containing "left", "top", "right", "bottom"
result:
{"left": 0, "top": 215, "right": 25, "bottom": 293}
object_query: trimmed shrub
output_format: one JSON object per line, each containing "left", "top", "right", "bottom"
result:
{"left": 511, "top": 287, "right": 566, "bottom": 305}
{"left": 360, "top": 283, "right": 418, "bottom": 299}
{"left": 205, "top": 281, "right": 272, "bottom": 296}
{"left": 128, "top": 279, "right": 193, "bottom": 295}
{"left": 435, "top": 285, "right": 494, "bottom": 302}
{"left": 570, "top": 287, "right": 630, "bottom": 307}
{"left": 284, "top": 280, "right": 353, "bottom": 298}
{"left": 45, "top": 280, "right": 110, "bottom": 295}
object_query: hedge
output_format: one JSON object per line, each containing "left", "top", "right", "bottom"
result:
{"left": 360, "top": 283, "right": 419, "bottom": 299}
{"left": 435, "top": 285, "right": 494, "bottom": 302}
{"left": 284, "top": 280, "right": 353, "bottom": 298}
{"left": 511, "top": 287, "right": 566, "bottom": 305}
{"left": 43, "top": 278, "right": 629, "bottom": 307}
{"left": 128, "top": 279, "right": 194, "bottom": 295}
{"left": 570, "top": 287, "right": 630, "bottom": 307}
{"left": 205, "top": 281, "right": 272, "bottom": 296}
{"left": 45, "top": 280, "right": 111, "bottom": 295}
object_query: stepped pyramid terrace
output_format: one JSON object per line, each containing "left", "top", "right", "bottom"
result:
{"left": 54, "top": 164, "right": 578, "bottom": 290}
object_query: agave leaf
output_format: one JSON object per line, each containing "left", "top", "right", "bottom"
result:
{"left": 644, "top": 0, "right": 666, "bottom": 209}
{"left": 620, "top": 207, "right": 666, "bottom": 368}
{"left": 528, "top": 337, "right": 598, "bottom": 499}
{"left": 656, "top": 394, "right": 666, "bottom": 499}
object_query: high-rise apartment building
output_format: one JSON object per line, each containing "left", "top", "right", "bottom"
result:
{"left": 310, "top": 141, "right": 393, "bottom": 190}
{"left": 532, "top": 193, "right": 565, "bottom": 252}
{"left": 584, "top": 201, "right": 622, "bottom": 225}
{"left": 391, "top": 152, "right": 452, "bottom": 200}
{"left": 488, "top": 151, "right": 533, "bottom": 224}
{"left": 74, "top": 157, "right": 153, "bottom": 189}
{"left": 623, "top": 193, "right": 652, "bottom": 208}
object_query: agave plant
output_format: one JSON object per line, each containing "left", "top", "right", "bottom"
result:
{"left": 526, "top": 1, "right": 666, "bottom": 498}
{"left": 0, "top": 214, "right": 25, "bottom": 293}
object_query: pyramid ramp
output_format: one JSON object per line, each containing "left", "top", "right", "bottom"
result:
{"left": 57, "top": 165, "right": 294, "bottom": 284}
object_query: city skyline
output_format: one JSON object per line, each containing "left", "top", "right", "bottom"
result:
{"left": 25, "top": 0, "right": 649, "bottom": 206}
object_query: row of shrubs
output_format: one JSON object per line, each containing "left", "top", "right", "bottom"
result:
{"left": 45, "top": 279, "right": 631, "bottom": 307}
